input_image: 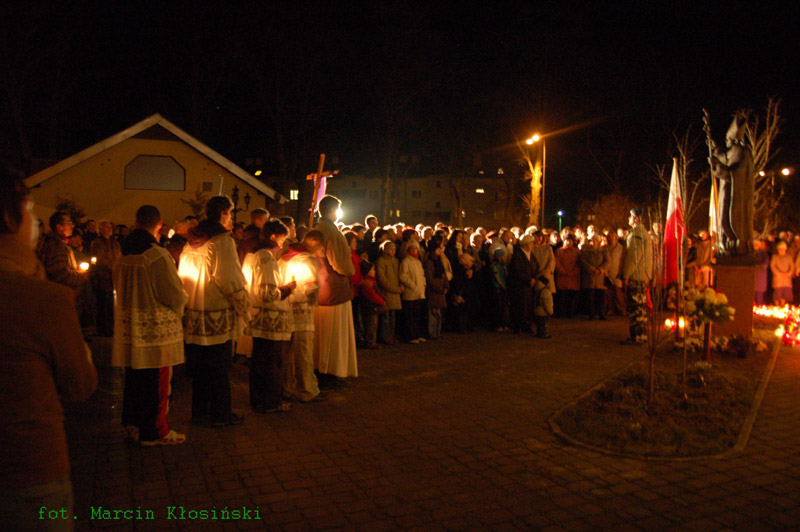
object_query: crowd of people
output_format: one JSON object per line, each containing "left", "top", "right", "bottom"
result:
{"left": 7, "top": 158, "right": 800, "bottom": 530}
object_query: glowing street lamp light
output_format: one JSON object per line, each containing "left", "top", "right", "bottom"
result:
{"left": 557, "top": 210, "right": 564, "bottom": 232}
{"left": 782, "top": 167, "right": 791, "bottom": 176}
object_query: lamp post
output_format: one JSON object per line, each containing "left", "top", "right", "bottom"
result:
{"left": 557, "top": 210, "right": 563, "bottom": 232}
{"left": 526, "top": 134, "right": 546, "bottom": 227}
{"left": 230, "top": 185, "right": 251, "bottom": 223}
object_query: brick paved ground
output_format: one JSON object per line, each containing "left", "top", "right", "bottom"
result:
{"left": 63, "top": 316, "right": 800, "bottom": 532}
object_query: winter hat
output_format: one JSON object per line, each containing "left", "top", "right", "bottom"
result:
{"left": 360, "top": 260, "right": 375, "bottom": 276}
{"left": 493, "top": 248, "right": 505, "bottom": 259}
{"left": 380, "top": 240, "right": 396, "bottom": 252}
{"left": 520, "top": 234, "right": 535, "bottom": 246}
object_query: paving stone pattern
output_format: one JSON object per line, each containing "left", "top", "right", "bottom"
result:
{"left": 65, "top": 316, "right": 800, "bottom": 531}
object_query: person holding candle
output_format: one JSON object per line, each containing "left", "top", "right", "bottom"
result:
{"left": 242, "top": 219, "right": 296, "bottom": 413}
{"left": 37, "top": 210, "right": 88, "bottom": 295}
{"left": 179, "top": 196, "right": 249, "bottom": 428}
{"left": 279, "top": 230, "right": 325, "bottom": 402}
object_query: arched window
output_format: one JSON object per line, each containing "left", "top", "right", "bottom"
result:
{"left": 124, "top": 155, "right": 185, "bottom": 190}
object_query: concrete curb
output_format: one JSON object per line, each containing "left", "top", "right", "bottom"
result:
{"left": 548, "top": 336, "right": 782, "bottom": 461}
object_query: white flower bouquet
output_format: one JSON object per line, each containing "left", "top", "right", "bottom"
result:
{"left": 683, "top": 287, "right": 735, "bottom": 329}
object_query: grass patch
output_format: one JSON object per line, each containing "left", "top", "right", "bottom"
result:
{"left": 553, "top": 328, "right": 774, "bottom": 457}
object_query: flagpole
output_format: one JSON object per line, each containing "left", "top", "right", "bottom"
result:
{"left": 672, "top": 158, "right": 682, "bottom": 343}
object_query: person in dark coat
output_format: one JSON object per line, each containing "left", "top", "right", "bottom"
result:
{"left": 237, "top": 208, "right": 269, "bottom": 265}
{"left": 507, "top": 234, "right": 539, "bottom": 333}
{"left": 423, "top": 235, "right": 449, "bottom": 339}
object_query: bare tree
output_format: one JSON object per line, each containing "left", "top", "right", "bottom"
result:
{"left": 740, "top": 98, "right": 783, "bottom": 233}
{"left": 517, "top": 138, "right": 542, "bottom": 227}
{"left": 652, "top": 128, "right": 710, "bottom": 232}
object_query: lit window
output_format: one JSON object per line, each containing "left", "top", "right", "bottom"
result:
{"left": 254, "top": 170, "right": 262, "bottom": 176}
{"left": 396, "top": 210, "right": 401, "bottom": 217}
{"left": 290, "top": 189, "right": 299, "bottom": 200}
{"left": 475, "top": 188, "right": 485, "bottom": 194}
{"left": 497, "top": 168, "right": 504, "bottom": 175}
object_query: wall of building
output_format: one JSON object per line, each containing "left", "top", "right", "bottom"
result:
{"left": 30, "top": 138, "right": 269, "bottom": 226}
{"left": 325, "top": 174, "right": 511, "bottom": 229}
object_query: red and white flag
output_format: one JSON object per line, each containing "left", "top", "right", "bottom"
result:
{"left": 662, "top": 158, "right": 684, "bottom": 286}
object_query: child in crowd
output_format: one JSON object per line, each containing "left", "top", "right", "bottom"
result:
{"left": 490, "top": 248, "right": 509, "bottom": 331}
{"left": 358, "top": 261, "right": 385, "bottom": 349}
{"left": 533, "top": 275, "right": 553, "bottom": 338}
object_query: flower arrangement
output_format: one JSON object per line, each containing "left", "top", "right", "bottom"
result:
{"left": 683, "top": 287, "right": 735, "bottom": 328}
{"left": 777, "top": 306, "right": 800, "bottom": 346}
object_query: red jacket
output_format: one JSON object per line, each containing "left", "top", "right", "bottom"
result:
{"left": 350, "top": 251, "right": 363, "bottom": 298}
{"left": 359, "top": 275, "right": 385, "bottom": 315}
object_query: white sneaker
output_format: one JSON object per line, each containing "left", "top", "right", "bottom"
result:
{"left": 141, "top": 430, "right": 186, "bottom": 446}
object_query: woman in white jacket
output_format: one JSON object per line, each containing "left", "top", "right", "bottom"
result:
{"left": 179, "top": 196, "right": 248, "bottom": 428}
{"left": 399, "top": 242, "right": 427, "bottom": 343}
{"left": 242, "top": 220, "right": 295, "bottom": 413}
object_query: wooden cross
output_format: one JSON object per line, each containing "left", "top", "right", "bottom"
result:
{"left": 306, "top": 153, "right": 339, "bottom": 227}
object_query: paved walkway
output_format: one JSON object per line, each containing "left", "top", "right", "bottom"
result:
{"left": 64, "top": 316, "right": 800, "bottom": 531}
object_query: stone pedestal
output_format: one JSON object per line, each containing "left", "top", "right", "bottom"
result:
{"left": 714, "top": 260, "right": 756, "bottom": 339}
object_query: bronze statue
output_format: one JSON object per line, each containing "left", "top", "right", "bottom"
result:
{"left": 705, "top": 113, "right": 755, "bottom": 256}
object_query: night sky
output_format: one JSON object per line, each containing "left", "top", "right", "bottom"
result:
{"left": 3, "top": 2, "right": 798, "bottom": 223}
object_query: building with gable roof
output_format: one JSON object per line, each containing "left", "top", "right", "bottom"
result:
{"left": 25, "top": 114, "right": 287, "bottom": 226}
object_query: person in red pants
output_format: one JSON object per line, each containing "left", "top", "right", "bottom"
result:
{"left": 113, "top": 205, "right": 187, "bottom": 445}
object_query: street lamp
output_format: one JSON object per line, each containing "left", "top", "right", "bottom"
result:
{"left": 526, "top": 134, "right": 546, "bottom": 228}
{"left": 230, "top": 185, "right": 251, "bottom": 223}
{"left": 557, "top": 210, "right": 563, "bottom": 232}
